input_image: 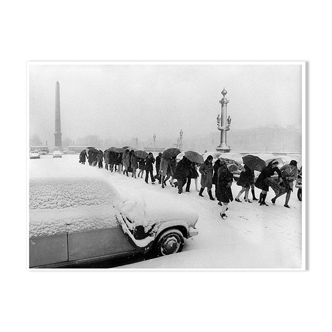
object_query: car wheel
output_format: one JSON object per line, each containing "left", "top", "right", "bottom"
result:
{"left": 155, "top": 229, "right": 184, "bottom": 256}
{"left": 297, "top": 188, "right": 302, "bottom": 201}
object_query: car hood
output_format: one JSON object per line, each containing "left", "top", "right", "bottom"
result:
{"left": 116, "top": 188, "right": 199, "bottom": 229}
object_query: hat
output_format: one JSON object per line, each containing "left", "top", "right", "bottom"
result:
{"left": 271, "top": 159, "right": 279, "bottom": 165}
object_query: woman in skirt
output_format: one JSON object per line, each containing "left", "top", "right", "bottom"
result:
{"left": 234, "top": 165, "right": 255, "bottom": 203}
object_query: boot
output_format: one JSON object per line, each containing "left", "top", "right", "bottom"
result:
{"left": 252, "top": 188, "right": 258, "bottom": 200}
{"left": 199, "top": 187, "right": 204, "bottom": 197}
{"left": 260, "top": 193, "right": 268, "bottom": 206}
{"left": 258, "top": 192, "right": 263, "bottom": 203}
{"left": 208, "top": 190, "right": 215, "bottom": 200}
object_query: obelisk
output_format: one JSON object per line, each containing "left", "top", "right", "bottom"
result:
{"left": 54, "top": 81, "right": 62, "bottom": 150}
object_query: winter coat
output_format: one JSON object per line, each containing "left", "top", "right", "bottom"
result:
{"left": 236, "top": 165, "right": 255, "bottom": 188}
{"left": 199, "top": 161, "right": 213, "bottom": 189}
{"left": 174, "top": 158, "right": 190, "bottom": 181}
{"left": 159, "top": 157, "right": 169, "bottom": 176}
{"left": 108, "top": 152, "right": 116, "bottom": 164}
{"left": 104, "top": 150, "right": 109, "bottom": 164}
{"left": 115, "top": 153, "right": 122, "bottom": 165}
{"left": 97, "top": 151, "right": 104, "bottom": 162}
{"left": 280, "top": 164, "right": 298, "bottom": 191}
{"left": 122, "top": 151, "right": 130, "bottom": 168}
{"left": 156, "top": 155, "right": 162, "bottom": 171}
{"left": 79, "top": 150, "right": 86, "bottom": 163}
{"left": 130, "top": 154, "right": 138, "bottom": 170}
{"left": 188, "top": 162, "right": 199, "bottom": 179}
{"left": 255, "top": 163, "right": 281, "bottom": 191}
{"left": 216, "top": 164, "right": 234, "bottom": 203}
{"left": 138, "top": 158, "right": 145, "bottom": 170}
{"left": 168, "top": 158, "right": 176, "bottom": 176}
{"left": 212, "top": 159, "right": 222, "bottom": 185}
{"left": 145, "top": 155, "right": 155, "bottom": 171}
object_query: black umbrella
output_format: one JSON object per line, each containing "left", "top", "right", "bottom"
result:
{"left": 162, "top": 148, "right": 181, "bottom": 159}
{"left": 242, "top": 155, "right": 266, "bottom": 172}
{"left": 134, "top": 150, "right": 148, "bottom": 159}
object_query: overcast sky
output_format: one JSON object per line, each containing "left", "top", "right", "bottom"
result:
{"left": 29, "top": 62, "right": 303, "bottom": 146}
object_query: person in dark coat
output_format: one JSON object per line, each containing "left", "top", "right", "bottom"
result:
{"left": 255, "top": 159, "right": 282, "bottom": 206}
{"left": 79, "top": 150, "right": 87, "bottom": 164}
{"left": 198, "top": 155, "right": 215, "bottom": 200}
{"left": 234, "top": 165, "right": 255, "bottom": 203}
{"left": 174, "top": 156, "right": 190, "bottom": 194}
{"left": 185, "top": 161, "right": 199, "bottom": 192}
{"left": 212, "top": 158, "right": 222, "bottom": 198}
{"left": 155, "top": 152, "right": 162, "bottom": 184}
{"left": 116, "top": 152, "right": 123, "bottom": 173}
{"left": 138, "top": 158, "right": 145, "bottom": 178}
{"left": 130, "top": 150, "right": 138, "bottom": 178}
{"left": 216, "top": 159, "right": 234, "bottom": 219}
{"left": 97, "top": 150, "right": 104, "bottom": 169}
{"left": 145, "top": 153, "right": 155, "bottom": 184}
{"left": 103, "top": 150, "right": 109, "bottom": 170}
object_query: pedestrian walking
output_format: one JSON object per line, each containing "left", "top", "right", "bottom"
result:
{"left": 255, "top": 159, "right": 282, "bottom": 206}
{"left": 97, "top": 150, "right": 104, "bottom": 169}
{"left": 79, "top": 150, "right": 86, "bottom": 164}
{"left": 115, "top": 153, "right": 123, "bottom": 174}
{"left": 216, "top": 159, "right": 234, "bottom": 219}
{"left": 104, "top": 150, "right": 109, "bottom": 170}
{"left": 159, "top": 157, "right": 169, "bottom": 188}
{"left": 234, "top": 165, "right": 255, "bottom": 203}
{"left": 122, "top": 149, "right": 130, "bottom": 176}
{"left": 138, "top": 157, "right": 145, "bottom": 178}
{"left": 185, "top": 161, "right": 199, "bottom": 192}
{"left": 155, "top": 152, "right": 162, "bottom": 184}
{"left": 198, "top": 155, "right": 215, "bottom": 200}
{"left": 145, "top": 152, "right": 156, "bottom": 184}
{"left": 174, "top": 156, "right": 190, "bottom": 194}
{"left": 130, "top": 150, "right": 138, "bottom": 178}
{"left": 271, "top": 160, "right": 298, "bottom": 208}
{"left": 212, "top": 158, "right": 222, "bottom": 198}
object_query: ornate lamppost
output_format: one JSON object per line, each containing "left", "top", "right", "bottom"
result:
{"left": 216, "top": 88, "right": 231, "bottom": 152}
{"left": 179, "top": 130, "right": 183, "bottom": 151}
{"left": 153, "top": 134, "right": 156, "bottom": 152}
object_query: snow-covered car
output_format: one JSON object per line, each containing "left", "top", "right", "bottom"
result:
{"left": 29, "top": 151, "right": 40, "bottom": 159}
{"left": 29, "top": 165, "right": 199, "bottom": 268}
{"left": 53, "top": 150, "right": 63, "bottom": 158}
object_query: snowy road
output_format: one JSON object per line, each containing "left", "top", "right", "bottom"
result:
{"left": 29, "top": 154, "right": 303, "bottom": 269}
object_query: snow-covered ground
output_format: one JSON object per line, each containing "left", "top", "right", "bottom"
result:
{"left": 29, "top": 154, "right": 303, "bottom": 270}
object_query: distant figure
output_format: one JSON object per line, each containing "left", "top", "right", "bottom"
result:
{"left": 198, "top": 155, "right": 215, "bottom": 200}
{"left": 216, "top": 159, "right": 234, "bottom": 219}
{"left": 145, "top": 153, "right": 155, "bottom": 184}
{"left": 212, "top": 158, "right": 222, "bottom": 198}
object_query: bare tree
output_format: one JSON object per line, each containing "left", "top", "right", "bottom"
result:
{"left": 30, "top": 134, "right": 43, "bottom": 146}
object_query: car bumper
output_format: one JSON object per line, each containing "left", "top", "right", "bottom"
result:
{"left": 188, "top": 227, "right": 199, "bottom": 238}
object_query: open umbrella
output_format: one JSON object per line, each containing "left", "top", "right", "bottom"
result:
{"left": 87, "top": 147, "right": 99, "bottom": 153}
{"left": 122, "top": 146, "right": 136, "bottom": 151}
{"left": 265, "top": 157, "right": 284, "bottom": 167}
{"left": 134, "top": 150, "right": 148, "bottom": 159}
{"left": 162, "top": 148, "right": 181, "bottom": 159}
{"left": 114, "top": 147, "right": 125, "bottom": 153}
{"left": 242, "top": 154, "right": 266, "bottom": 172}
{"left": 183, "top": 150, "right": 204, "bottom": 164}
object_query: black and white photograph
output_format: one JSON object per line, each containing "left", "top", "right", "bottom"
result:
{"left": 28, "top": 62, "right": 305, "bottom": 270}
